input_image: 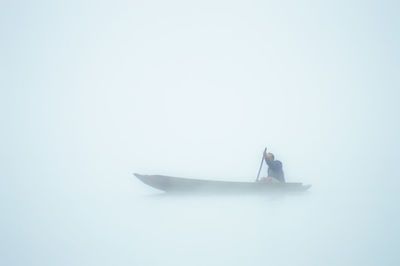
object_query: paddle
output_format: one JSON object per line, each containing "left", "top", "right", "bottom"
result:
{"left": 256, "top": 147, "right": 267, "bottom": 182}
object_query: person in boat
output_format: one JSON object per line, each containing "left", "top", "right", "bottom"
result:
{"left": 261, "top": 149, "right": 285, "bottom": 183}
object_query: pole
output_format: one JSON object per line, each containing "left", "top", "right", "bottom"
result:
{"left": 256, "top": 147, "right": 267, "bottom": 182}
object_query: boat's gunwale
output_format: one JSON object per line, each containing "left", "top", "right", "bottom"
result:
{"left": 134, "top": 173, "right": 311, "bottom": 192}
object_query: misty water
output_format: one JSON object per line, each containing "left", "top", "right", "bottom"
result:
{"left": 2, "top": 159, "right": 398, "bottom": 266}
{"left": 2, "top": 0, "right": 400, "bottom": 265}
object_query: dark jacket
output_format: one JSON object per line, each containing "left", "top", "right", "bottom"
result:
{"left": 265, "top": 157, "right": 285, "bottom": 183}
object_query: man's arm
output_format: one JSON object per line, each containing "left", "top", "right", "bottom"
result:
{"left": 264, "top": 157, "right": 282, "bottom": 170}
{"left": 263, "top": 149, "right": 274, "bottom": 167}
{"left": 264, "top": 156, "right": 273, "bottom": 167}
{"left": 271, "top": 160, "right": 282, "bottom": 170}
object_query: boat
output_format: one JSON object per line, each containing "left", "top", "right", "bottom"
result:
{"left": 134, "top": 173, "right": 311, "bottom": 193}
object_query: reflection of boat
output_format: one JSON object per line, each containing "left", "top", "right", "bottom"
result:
{"left": 134, "top": 174, "right": 311, "bottom": 193}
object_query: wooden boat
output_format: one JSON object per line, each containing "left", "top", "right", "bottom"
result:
{"left": 134, "top": 173, "right": 311, "bottom": 193}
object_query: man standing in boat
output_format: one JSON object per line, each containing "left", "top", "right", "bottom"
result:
{"left": 261, "top": 149, "right": 285, "bottom": 183}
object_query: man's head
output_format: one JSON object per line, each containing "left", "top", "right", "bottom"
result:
{"left": 266, "top": 153, "right": 275, "bottom": 161}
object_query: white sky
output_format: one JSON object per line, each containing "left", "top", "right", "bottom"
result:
{"left": 1, "top": 1, "right": 399, "bottom": 265}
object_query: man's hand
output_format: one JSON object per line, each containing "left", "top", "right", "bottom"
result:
{"left": 263, "top": 148, "right": 268, "bottom": 158}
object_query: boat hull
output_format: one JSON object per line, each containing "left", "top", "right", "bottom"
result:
{"left": 134, "top": 174, "right": 311, "bottom": 194}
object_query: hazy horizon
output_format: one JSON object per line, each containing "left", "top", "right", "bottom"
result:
{"left": 1, "top": 0, "right": 399, "bottom": 265}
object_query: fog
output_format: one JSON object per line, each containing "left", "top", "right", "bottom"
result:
{"left": 1, "top": 0, "right": 399, "bottom": 265}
